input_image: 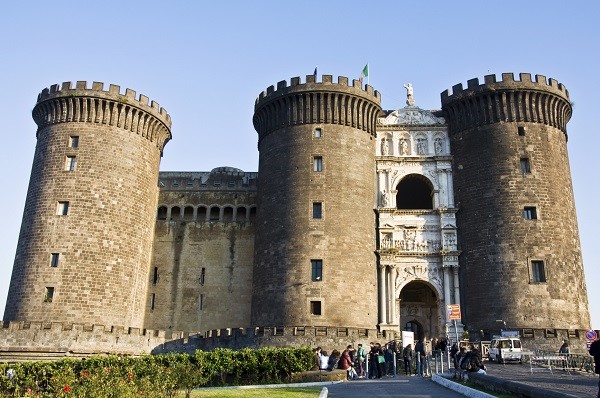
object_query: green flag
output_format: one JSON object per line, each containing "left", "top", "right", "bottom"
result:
{"left": 360, "top": 63, "right": 369, "bottom": 79}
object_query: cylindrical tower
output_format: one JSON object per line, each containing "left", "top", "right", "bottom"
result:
{"left": 3, "top": 81, "right": 171, "bottom": 328}
{"left": 251, "top": 75, "right": 381, "bottom": 328}
{"left": 441, "top": 73, "right": 590, "bottom": 333}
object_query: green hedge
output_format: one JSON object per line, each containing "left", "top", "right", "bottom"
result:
{"left": 0, "top": 347, "right": 314, "bottom": 397}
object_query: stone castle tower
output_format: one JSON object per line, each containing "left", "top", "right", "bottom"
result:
{"left": 441, "top": 73, "right": 590, "bottom": 335}
{"left": 3, "top": 82, "right": 172, "bottom": 328}
{"left": 0, "top": 73, "right": 591, "bottom": 359}
{"left": 251, "top": 75, "right": 381, "bottom": 328}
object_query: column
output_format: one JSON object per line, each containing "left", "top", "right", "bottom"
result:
{"left": 438, "top": 169, "right": 448, "bottom": 208}
{"left": 378, "top": 264, "right": 387, "bottom": 325}
{"left": 446, "top": 170, "right": 455, "bottom": 208}
{"left": 389, "top": 266, "right": 397, "bottom": 324}
{"left": 443, "top": 266, "right": 451, "bottom": 317}
{"left": 452, "top": 267, "right": 461, "bottom": 305}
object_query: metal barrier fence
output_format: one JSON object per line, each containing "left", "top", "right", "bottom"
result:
{"left": 363, "top": 350, "right": 452, "bottom": 378}
{"left": 520, "top": 351, "right": 595, "bottom": 374}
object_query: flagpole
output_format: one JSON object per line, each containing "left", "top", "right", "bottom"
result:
{"left": 367, "top": 63, "right": 370, "bottom": 85}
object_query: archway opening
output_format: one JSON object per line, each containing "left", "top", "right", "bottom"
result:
{"left": 396, "top": 174, "right": 434, "bottom": 210}
{"left": 399, "top": 280, "right": 439, "bottom": 341}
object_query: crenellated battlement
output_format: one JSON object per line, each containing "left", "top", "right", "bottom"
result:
{"left": 33, "top": 81, "right": 172, "bottom": 150}
{"left": 253, "top": 74, "right": 382, "bottom": 144}
{"left": 441, "top": 73, "right": 572, "bottom": 134}
{"left": 256, "top": 74, "right": 380, "bottom": 104}
{"left": 441, "top": 73, "right": 569, "bottom": 103}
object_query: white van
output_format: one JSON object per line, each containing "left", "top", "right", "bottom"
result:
{"left": 488, "top": 337, "right": 523, "bottom": 363}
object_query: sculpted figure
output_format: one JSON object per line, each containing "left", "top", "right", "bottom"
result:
{"left": 404, "top": 83, "right": 415, "bottom": 106}
{"left": 400, "top": 139, "right": 409, "bottom": 155}
{"left": 434, "top": 138, "right": 444, "bottom": 155}
{"left": 381, "top": 138, "right": 389, "bottom": 156}
{"left": 417, "top": 138, "right": 427, "bottom": 155}
{"left": 380, "top": 190, "right": 388, "bottom": 207}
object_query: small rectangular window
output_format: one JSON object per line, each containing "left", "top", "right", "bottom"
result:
{"left": 518, "top": 126, "right": 526, "bottom": 136}
{"left": 313, "top": 156, "right": 323, "bottom": 172}
{"left": 65, "top": 156, "right": 77, "bottom": 171}
{"left": 312, "top": 202, "right": 322, "bottom": 219}
{"left": 520, "top": 158, "right": 531, "bottom": 173}
{"left": 153, "top": 267, "right": 159, "bottom": 285}
{"left": 314, "top": 128, "right": 322, "bottom": 138}
{"left": 310, "top": 300, "right": 322, "bottom": 315}
{"left": 50, "top": 253, "right": 60, "bottom": 268}
{"left": 68, "top": 136, "right": 79, "bottom": 148}
{"left": 150, "top": 293, "right": 156, "bottom": 310}
{"left": 44, "top": 287, "right": 54, "bottom": 303}
{"left": 199, "top": 294, "right": 204, "bottom": 310}
{"left": 531, "top": 260, "right": 546, "bottom": 283}
{"left": 57, "top": 201, "right": 69, "bottom": 215}
{"left": 523, "top": 206, "right": 537, "bottom": 220}
{"left": 200, "top": 267, "right": 206, "bottom": 286}
{"left": 311, "top": 259, "right": 323, "bottom": 281}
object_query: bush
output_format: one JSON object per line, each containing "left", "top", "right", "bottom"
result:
{"left": 0, "top": 346, "right": 314, "bottom": 396}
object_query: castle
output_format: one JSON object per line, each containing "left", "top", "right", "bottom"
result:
{"left": 0, "top": 73, "right": 591, "bottom": 360}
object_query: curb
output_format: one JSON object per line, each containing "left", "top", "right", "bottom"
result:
{"left": 467, "top": 372, "right": 580, "bottom": 398}
{"left": 432, "top": 373, "right": 496, "bottom": 398}
{"left": 194, "top": 380, "right": 342, "bottom": 391}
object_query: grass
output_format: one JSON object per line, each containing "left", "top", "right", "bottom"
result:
{"left": 186, "top": 387, "right": 323, "bottom": 397}
{"left": 462, "top": 379, "right": 516, "bottom": 398}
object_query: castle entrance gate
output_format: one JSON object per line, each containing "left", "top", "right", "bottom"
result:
{"left": 398, "top": 281, "right": 440, "bottom": 341}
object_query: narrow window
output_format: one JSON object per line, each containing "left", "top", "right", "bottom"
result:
{"left": 152, "top": 267, "right": 159, "bottom": 285}
{"left": 57, "top": 201, "right": 69, "bottom": 216}
{"left": 199, "top": 294, "right": 204, "bottom": 310}
{"left": 531, "top": 260, "right": 546, "bottom": 283}
{"left": 314, "top": 128, "right": 322, "bottom": 138}
{"left": 523, "top": 206, "right": 537, "bottom": 220}
{"left": 520, "top": 158, "right": 531, "bottom": 173}
{"left": 311, "top": 259, "right": 323, "bottom": 281}
{"left": 50, "top": 253, "right": 60, "bottom": 268}
{"left": 313, "top": 156, "right": 323, "bottom": 172}
{"left": 310, "top": 301, "right": 322, "bottom": 315}
{"left": 68, "top": 136, "right": 79, "bottom": 148}
{"left": 518, "top": 126, "right": 526, "bottom": 136}
{"left": 157, "top": 206, "right": 167, "bottom": 220}
{"left": 312, "top": 202, "right": 322, "bottom": 219}
{"left": 65, "top": 156, "right": 77, "bottom": 171}
{"left": 150, "top": 293, "right": 156, "bottom": 310}
{"left": 44, "top": 287, "right": 54, "bottom": 303}
{"left": 200, "top": 267, "right": 206, "bottom": 286}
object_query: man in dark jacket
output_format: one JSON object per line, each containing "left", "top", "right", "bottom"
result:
{"left": 589, "top": 337, "right": 600, "bottom": 398}
{"left": 415, "top": 340, "right": 427, "bottom": 376}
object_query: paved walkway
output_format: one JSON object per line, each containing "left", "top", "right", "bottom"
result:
{"left": 483, "top": 362, "right": 599, "bottom": 397}
{"left": 326, "top": 375, "right": 470, "bottom": 398}
{"left": 323, "top": 363, "right": 599, "bottom": 397}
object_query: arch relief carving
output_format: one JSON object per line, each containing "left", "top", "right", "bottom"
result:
{"left": 394, "top": 265, "right": 443, "bottom": 296}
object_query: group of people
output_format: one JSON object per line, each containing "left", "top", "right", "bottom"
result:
{"left": 312, "top": 336, "right": 600, "bottom": 397}
{"left": 450, "top": 343, "right": 486, "bottom": 380}
{"left": 313, "top": 339, "right": 437, "bottom": 380}
{"left": 314, "top": 344, "right": 363, "bottom": 380}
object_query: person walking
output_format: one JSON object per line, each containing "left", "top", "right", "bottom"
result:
{"left": 589, "top": 337, "right": 600, "bottom": 398}
{"left": 415, "top": 339, "right": 427, "bottom": 376}
{"left": 403, "top": 343, "right": 414, "bottom": 376}
{"left": 559, "top": 340, "right": 570, "bottom": 370}
{"left": 356, "top": 343, "right": 366, "bottom": 378}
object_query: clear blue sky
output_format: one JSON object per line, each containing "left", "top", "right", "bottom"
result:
{"left": 1, "top": 1, "right": 598, "bottom": 329}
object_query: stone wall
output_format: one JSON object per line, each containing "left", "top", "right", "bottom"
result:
{"left": 143, "top": 170, "right": 257, "bottom": 332}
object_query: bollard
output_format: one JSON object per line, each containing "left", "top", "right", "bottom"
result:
{"left": 393, "top": 351, "right": 397, "bottom": 376}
